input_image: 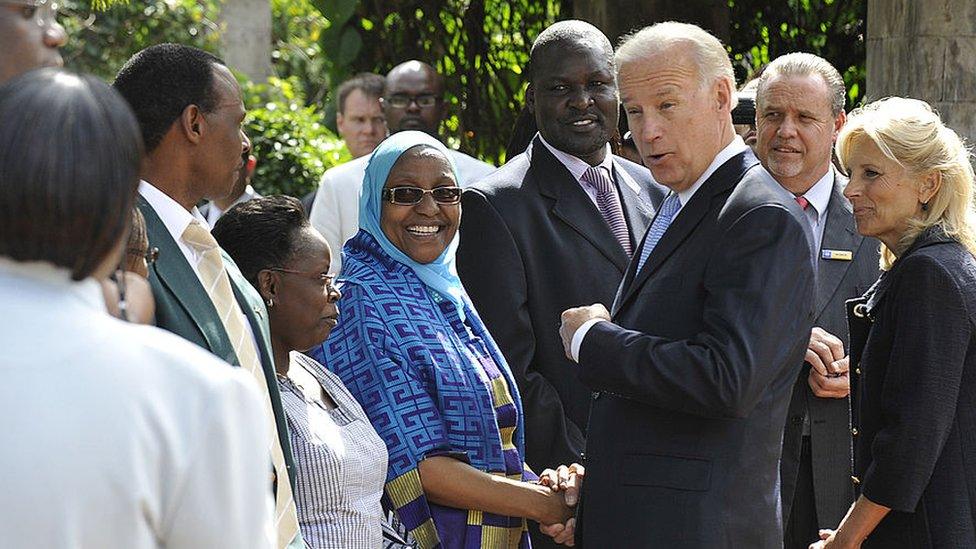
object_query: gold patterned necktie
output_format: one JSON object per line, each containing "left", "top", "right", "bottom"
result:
{"left": 182, "top": 220, "right": 299, "bottom": 548}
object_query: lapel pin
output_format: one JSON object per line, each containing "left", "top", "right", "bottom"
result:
{"left": 821, "top": 249, "right": 853, "bottom": 261}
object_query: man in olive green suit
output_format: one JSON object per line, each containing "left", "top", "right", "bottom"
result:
{"left": 113, "top": 45, "right": 303, "bottom": 549}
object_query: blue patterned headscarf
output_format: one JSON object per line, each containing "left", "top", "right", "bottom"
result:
{"left": 359, "top": 131, "right": 467, "bottom": 320}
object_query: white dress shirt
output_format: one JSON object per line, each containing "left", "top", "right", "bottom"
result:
{"left": 139, "top": 180, "right": 259, "bottom": 351}
{"left": 569, "top": 136, "right": 750, "bottom": 362}
{"left": 204, "top": 184, "right": 261, "bottom": 227}
{"left": 0, "top": 257, "right": 274, "bottom": 548}
{"left": 793, "top": 168, "right": 834, "bottom": 253}
{"left": 308, "top": 149, "right": 495, "bottom": 275}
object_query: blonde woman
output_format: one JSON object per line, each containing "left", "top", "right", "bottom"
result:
{"left": 812, "top": 97, "right": 976, "bottom": 548}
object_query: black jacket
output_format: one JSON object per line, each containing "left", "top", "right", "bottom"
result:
{"left": 457, "top": 137, "right": 665, "bottom": 472}
{"left": 848, "top": 227, "right": 976, "bottom": 548}
{"left": 577, "top": 149, "right": 815, "bottom": 548}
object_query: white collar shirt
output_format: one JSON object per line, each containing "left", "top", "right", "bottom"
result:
{"left": 794, "top": 168, "right": 834, "bottom": 253}
{"left": 205, "top": 185, "right": 261, "bottom": 227}
{"left": 673, "top": 136, "right": 749, "bottom": 218}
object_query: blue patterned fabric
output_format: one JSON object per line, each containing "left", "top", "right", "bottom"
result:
{"left": 311, "top": 231, "right": 531, "bottom": 548}
{"left": 358, "top": 130, "right": 467, "bottom": 321}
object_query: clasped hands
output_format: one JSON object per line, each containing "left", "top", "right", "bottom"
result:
{"left": 806, "top": 327, "right": 850, "bottom": 399}
{"left": 537, "top": 463, "right": 585, "bottom": 546}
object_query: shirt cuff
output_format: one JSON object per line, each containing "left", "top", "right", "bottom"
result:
{"left": 571, "top": 319, "right": 607, "bottom": 363}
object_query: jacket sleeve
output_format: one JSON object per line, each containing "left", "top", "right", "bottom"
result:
{"left": 860, "top": 253, "right": 972, "bottom": 512}
{"left": 457, "top": 189, "right": 585, "bottom": 468}
{"left": 579, "top": 204, "right": 815, "bottom": 419}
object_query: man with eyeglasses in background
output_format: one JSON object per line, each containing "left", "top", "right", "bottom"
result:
{"left": 309, "top": 60, "right": 494, "bottom": 274}
{"left": 0, "top": 0, "right": 66, "bottom": 86}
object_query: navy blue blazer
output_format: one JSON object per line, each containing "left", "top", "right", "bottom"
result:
{"left": 576, "top": 149, "right": 816, "bottom": 548}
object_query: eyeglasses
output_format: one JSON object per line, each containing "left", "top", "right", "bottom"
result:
{"left": 269, "top": 268, "right": 339, "bottom": 291}
{"left": 0, "top": 0, "right": 59, "bottom": 27}
{"left": 382, "top": 186, "right": 462, "bottom": 206}
{"left": 384, "top": 94, "right": 441, "bottom": 109}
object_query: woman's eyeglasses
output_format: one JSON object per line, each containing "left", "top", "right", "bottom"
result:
{"left": 382, "top": 186, "right": 462, "bottom": 206}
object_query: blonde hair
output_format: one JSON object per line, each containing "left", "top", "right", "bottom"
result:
{"left": 616, "top": 22, "right": 737, "bottom": 110}
{"left": 836, "top": 97, "right": 976, "bottom": 269}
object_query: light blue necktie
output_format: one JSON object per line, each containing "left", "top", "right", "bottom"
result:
{"left": 636, "top": 193, "right": 681, "bottom": 272}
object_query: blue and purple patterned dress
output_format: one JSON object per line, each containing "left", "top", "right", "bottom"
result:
{"left": 313, "top": 231, "right": 533, "bottom": 549}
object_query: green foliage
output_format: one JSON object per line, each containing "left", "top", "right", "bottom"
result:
{"left": 60, "top": 0, "right": 221, "bottom": 81}
{"left": 242, "top": 77, "right": 350, "bottom": 198}
{"left": 311, "top": 0, "right": 562, "bottom": 164}
{"left": 728, "top": 0, "right": 866, "bottom": 108}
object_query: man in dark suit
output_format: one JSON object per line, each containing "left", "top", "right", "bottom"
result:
{"left": 457, "top": 20, "right": 664, "bottom": 478}
{"left": 754, "top": 53, "right": 881, "bottom": 548}
{"left": 113, "top": 44, "right": 302, "bottom": 549}
{"left": 558, "top": 23, "right": 816, "bottom": 547}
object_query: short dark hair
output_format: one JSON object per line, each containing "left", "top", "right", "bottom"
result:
{"left": 528, "top": 20, "right": 614, "bottom": 82}
{"left": 112, "top": 43, "right": 225, "bottom": 153}
{"left": 336, "top": 72, "right": 385, "bottom": 114}
{"left": 211, "top": 195, "right": 309, "bottom": 288}
{"left": 0, "top": 69, "right": 144, "bottom": 280}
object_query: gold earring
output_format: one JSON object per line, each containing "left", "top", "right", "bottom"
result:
{"left": 266, "top": 298, "right": 274, "bottom": 308}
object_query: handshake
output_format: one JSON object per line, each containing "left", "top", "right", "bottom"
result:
{"left": 536, "top": 463, "right": 585, "bottom": 546}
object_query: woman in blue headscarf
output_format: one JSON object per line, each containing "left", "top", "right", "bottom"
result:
{"left": 314, "top": 132, "right": 574, "bottom": 548}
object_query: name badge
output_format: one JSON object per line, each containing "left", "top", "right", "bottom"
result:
{"left": 821, "top": 249, "right": 853, "bottom": 261}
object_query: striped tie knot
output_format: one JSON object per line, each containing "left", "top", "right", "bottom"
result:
{"left": 182, "top": 220, "right": 220, "bottom": 253}
{"left": 581, "top": 166, "right": 633, "bottom": 256}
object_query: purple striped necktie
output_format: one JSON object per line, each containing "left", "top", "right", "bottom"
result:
{"left": 582, "top": 166, "right": 633, "bottom": 256}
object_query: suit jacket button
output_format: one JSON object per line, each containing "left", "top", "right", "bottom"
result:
{"left": 592, "top": 392, "right": 601, "bottom": 400}
{"left": 851, "top": 427, "right": 859, "bottom": 436}
{"left": 791, "top": 415, "right": 804, "bottom": 425}
{"left": 851, "top": 476, "right": 861, "bottom": 485}
{"left": 855, "top": 368, "right": 862, "bottom": 375}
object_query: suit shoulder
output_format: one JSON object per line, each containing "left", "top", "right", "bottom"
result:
{"left": 466, "top": 153, "right": 532, "bottom": 198}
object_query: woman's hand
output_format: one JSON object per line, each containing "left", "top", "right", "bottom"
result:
{"left": 809, "top": 528, "right": 861, "bottom": 549}
{"left": 537, "top": 463, "right": 584, "bottom": 546}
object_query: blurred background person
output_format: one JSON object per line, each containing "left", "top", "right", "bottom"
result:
{"left": 0, "top": 68, "right": 273, "bottom": 548}
{"left": 309, "top": 61, "right": 495, "bottom": 275}
{"left": 813, "top": 97, "right": 976, "bottom": 548}
{"left": 301, "top": 72, "right": 386, "bottom": 213}
{"left": 101, "top": 208, "right": 158, "bottom": 325}
{"left": 733, "top": 78, "right": 760, "bottom": 151}
{"left": 214, "top": 196, "right": 410, "bottom": 548}
{"left": 316, "top": 131, "right": 575, "bottom": 548}
{"left": 201, "top": 151, "right": 259, "bottom": 226}
{"left": 0, "top": 0, "right": 66, "bottom": 85}
{"left": 753, "top": 52, "right": 880, "bottom": 549}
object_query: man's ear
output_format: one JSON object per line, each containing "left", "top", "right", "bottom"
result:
{"left": 257, "top": 269, "right": 279, "bottom": 305}
{"left": 715, "top": 77, "right": 734, "bottom": 113}
{"left": 180, "top": 104, "right": 204, "bottom": 144}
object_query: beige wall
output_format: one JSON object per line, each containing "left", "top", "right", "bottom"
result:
{"left": 867, "top": 0, "right": 976, "bottom": 142}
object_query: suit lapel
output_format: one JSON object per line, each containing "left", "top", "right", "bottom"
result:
{"left": 814, "top": 174, "right": 863, "bottom": 320}
{"left": 615, "top": 150, "right": 759, "bottom": 314}
{"left": 531, "top": 138, "right": 630, "bottom": 272}
{"left": 613, "top": 160, "right": 655, "bottom": 247}
{"left": 138, "top": 197, "right": 237, "bottom": 363}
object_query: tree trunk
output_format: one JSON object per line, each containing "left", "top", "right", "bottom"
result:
{"left": 572, "top": 0, "right": 730, "bottom": 46}
{"left": 867, "top": 0, "right": 976, "bottom": 141}
{"left": 219, "top": 0, "right": 273, "bottom": 81}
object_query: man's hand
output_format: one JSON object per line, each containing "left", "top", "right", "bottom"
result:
{"left": 806, "top": 327, "right": 846, "bottom": 376}
{"left": 539, "top": 463, "right": 585, "bottom": 546}
{"left": 559, "top": 304, "right": 611, "bottom": 360}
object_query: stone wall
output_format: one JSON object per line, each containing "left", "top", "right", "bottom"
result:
{"left": 867, "top": 0, "right": 976, "bottom": 142}
{"left": 219, "top": 0, "right": 273, "bottom": 82}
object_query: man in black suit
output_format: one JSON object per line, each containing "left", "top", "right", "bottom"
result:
{"left": 754, "top": 53, "right": 881, "bottom": 549}
{"left": 458, "top": 20, "right": 663, "bottom": 474}
{"left": 559, "top": 23, "right": 816, "bottom": 547}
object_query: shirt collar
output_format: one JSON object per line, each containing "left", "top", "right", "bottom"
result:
{"left": 676, "top": 135, "right": 749, "bottom": 208}
{"left": 798, "top": 168, "right": 834, "bottom": 219}
{"left": 138, "top": 180, "right": 207, "bottom": 243}
{"left": 536, "top": 133, "right": 617, "bottom": 181}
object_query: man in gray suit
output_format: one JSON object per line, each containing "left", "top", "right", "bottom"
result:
{"left": 754, "top": 53, "right": 880, "bottom": 549}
